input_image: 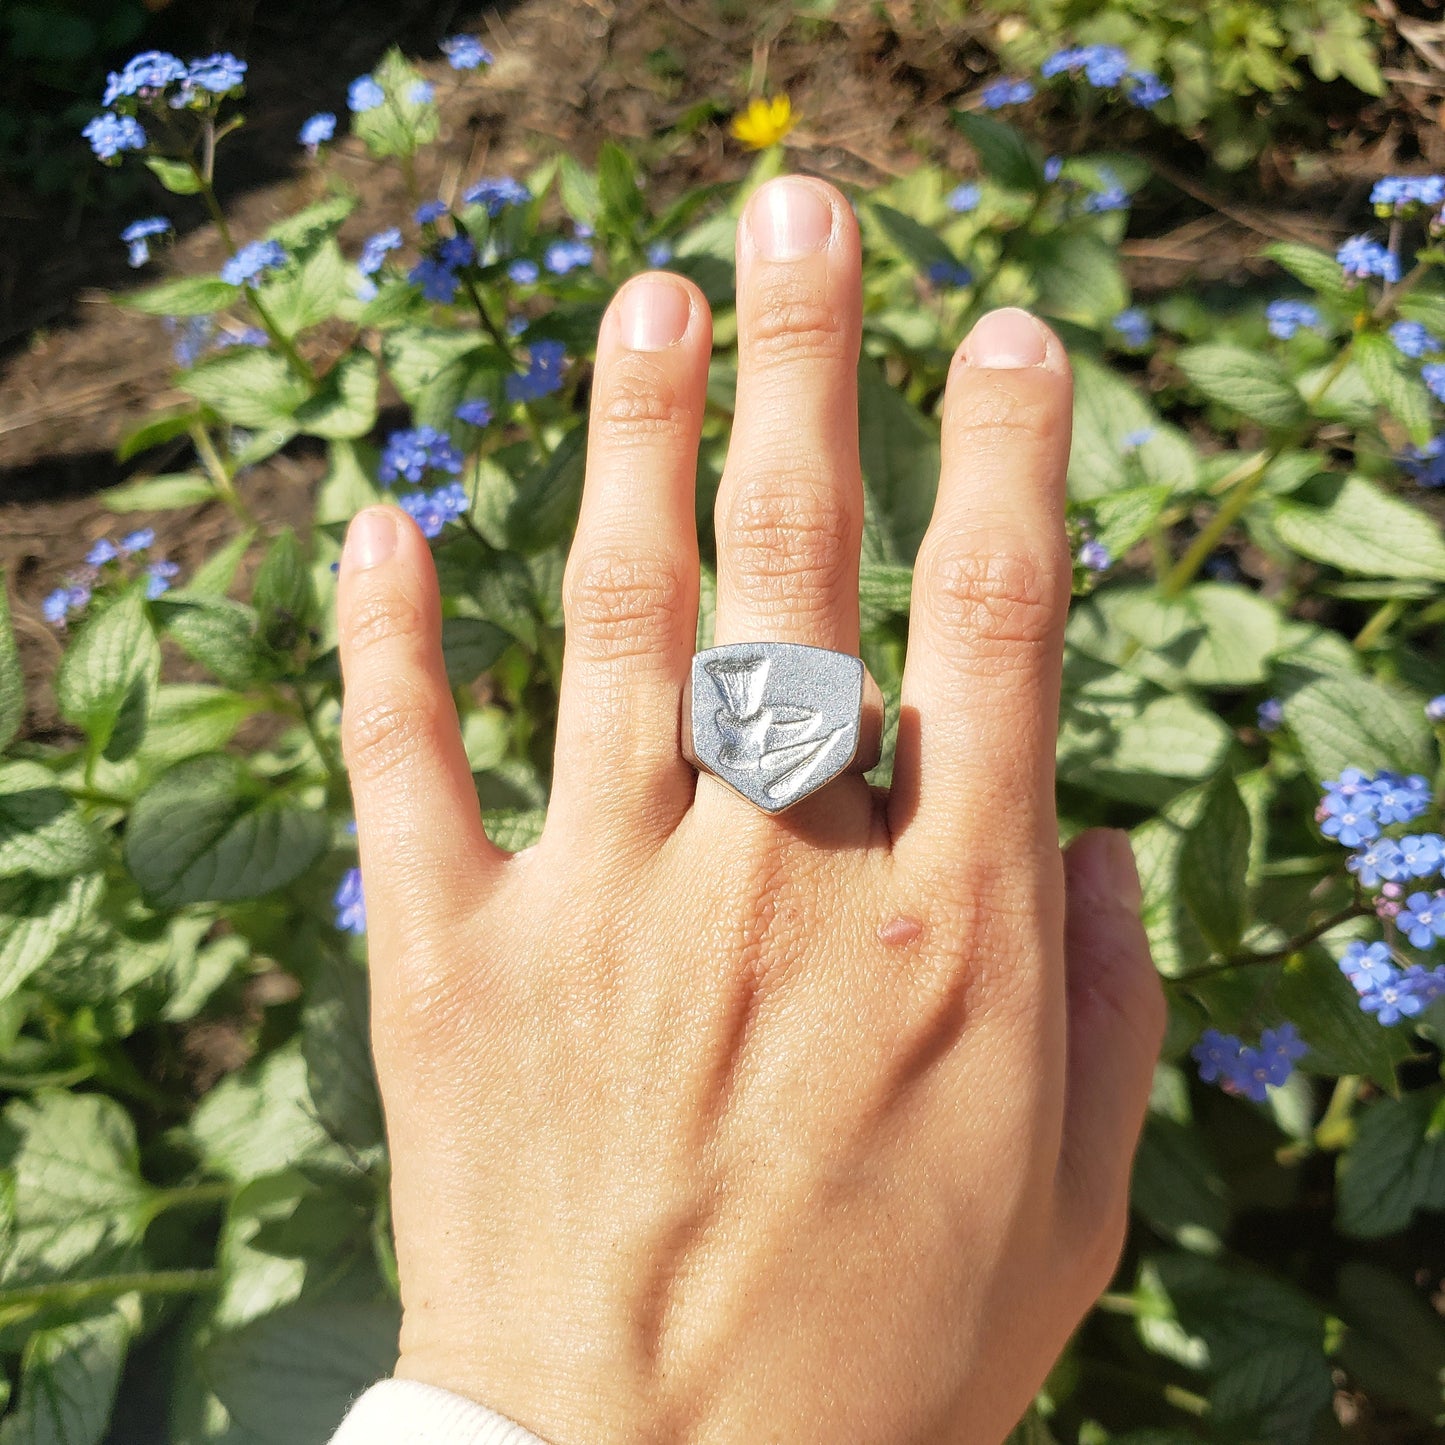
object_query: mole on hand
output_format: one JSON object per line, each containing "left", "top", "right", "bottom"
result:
{"left": 878, "top": 916, "right": 923, "bottom": 948}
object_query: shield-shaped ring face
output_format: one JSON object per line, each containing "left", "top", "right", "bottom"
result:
{"left": 685, "top": 642, "right": 865, "bottom": 813}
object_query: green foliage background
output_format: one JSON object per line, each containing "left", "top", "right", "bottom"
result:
{"left": 2, "top": 19, "right": 1445, "bottom": 1445}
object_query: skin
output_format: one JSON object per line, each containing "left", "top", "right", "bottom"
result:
{"left": 336, "top": 174, "right": 1165, "bottom": 1445}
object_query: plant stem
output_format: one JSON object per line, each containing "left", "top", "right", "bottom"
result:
{"left": 1173, "top": 902, "right": 1368, "bottom": 983}
{"left": 189, "top": 422, "right": 252, "bottom": 523}
{"left": 1160, "top": 340, "right": 1359, "bottom": 599}
{"left": 462, "top": 273, "right": 514, "bottom": 359}
{"left": 143, "top": 1179, "right": 234, "bottom": 1222}
{"left": 245, "top": 287, "right": 315, "bottom": 385}
{"left": 1315, "top": 1074, "right": 1362, "bottom": 1151}
{"left": 960, "top": 191, "right": 1046, "bottom": 331}
{"left": 1353, "top": 596, "right": 1406, "bottom": 651}
{"left": 0, "top": 1268, "right": 218, "bottom": 1321}
{"left": 292, "top": 685, "right": 344, "bottom": 786}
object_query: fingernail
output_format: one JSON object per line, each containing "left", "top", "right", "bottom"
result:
{"left": 750, "top": 177, "right": 834, "bottom": 260}
{"left": 346, "top": 507, "right": 397, "bottom": 570}
{"left": 1069, "top": 829, "right": 1143, "bottom": 915}
{"left": 619, "top": 273, "right": 691, "bottom": 351}
{"left": 963, "top": 307, "right": 1048, "bottom": 368}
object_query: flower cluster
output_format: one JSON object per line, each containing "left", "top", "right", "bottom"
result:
{"left": 505, "top": 338, "right": 568, "bottom": 403}
{"left": 1111, "top": 308, "right": 1152, "bottom": 347}
{"left": 333, "top": 868, "right": 366, "bottom": 934}
{"left": 221, "top": 240, "right": 288, "bottom": 287}
{"left": 85, "top": 50, "right": 246, "bottom": 161}
{"left": 980, "top": 78, "right": 1036, "bottom": 111}
{"left": 1266, "top": 299, "right": 1323, "bottom": 340}
{"left": 1336, "top": 235, "right": 1400, "bottom": 283}
{"left": 1038, "top": 45, "right": 1169, "bottom": 108}
{"left": 42, "top": 530, "right": 179, "bottom": 627}
{"left": 1317, "top": 767, "right": 1430, "bottom": 847}
{"left": 409, "top": 236, "right": 477, "bottom": 303}
{"left": 544, "top": 238, "right": 594, "bottom": 275}
{"left": 1369, "top": 174, "right": 1445, "bottom": 217}
{"left": 1191, "top": 1025, "right": 1308, "bottom": 1103}
{"left": 397, "top": 483, "right": 470, "bottom": 539}
{"left": 1311, "top": 769, "right": 1445, "bottom": 1024}
{"left": 463, "top": 176, "right": 532, "bottom": 215}
{"left": 1338, "top": 941, "right": 1445, "bottom": 1024}
{"left": 1389, "top": 320, "right": 1441, "bottom": 358}
{"left": 298, "top": 112, "right": 336, "bottom": 153}
{"left": 378, "top": 426, "right": 464, "bottom": 485}
{"left": 121, "top": 216, "right": 172, "bottom": 268}
{"left": 441, "top": 35, "right": 494, "bottom": 71}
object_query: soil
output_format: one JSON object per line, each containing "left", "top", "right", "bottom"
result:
{"left": 4, "top": 0, "right": 1445, "bottom": 735}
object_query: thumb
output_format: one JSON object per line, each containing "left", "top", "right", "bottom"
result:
{"left": 1056, "top": 828, "right": 1166, "bottom": 1263}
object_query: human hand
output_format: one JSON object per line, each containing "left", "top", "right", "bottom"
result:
{"left": 336, "top": 174, "right": 1165, "bottom": 1445}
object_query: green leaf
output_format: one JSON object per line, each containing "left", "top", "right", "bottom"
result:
{"left": 866, "top": 202, "right": 958, "bottom": 272}
{"left": 252, "top": 530, "right": 315, "bottom": 638}
{"left": 1337, "top": 1087, "right": 1445, "bottom": 1239}
{"left": 1130, "top": 1116, "right": 1230, "bottom": 1252}
{"left": 0, "top": 1304, "right": 133, "bottom": 1445}
{"left": 1334, "top": 1262, "right": 1445, "bottom": 1423}
{"left": 1283, "top": 674, "right": 1432, "bottom": 781}
{"left": 258, "top": 237, "right": 352, "bottom": 336}
{"left": 190, "top": 1040, "right": 344, "bottom": 1181}
{"left": 1140, "top": 1254, "right": 1332, "bottom": 1445}
{"left": 1067, "top": 355, "right": 1197, "bottom": 500}
{"left": 0, "top": 762, "right": 101, "bottom": 881}
{"left": 156, "top": 595, "right": 263, "bottom": 689}
{"left": 264, "top": 193, "right": 357, "bottom": 251}
{"left": 858, "top": 563, "right": 913, "bottom": 630}
{"left": 0, "top": 1092, "right": 153, "bottom": 1288}
{"left": 1353, "top": 331, "right": 1434, "bottom": 445}
{"left": 1272, "top": 474, "right": 1445, "bottom": 581}
{"left": 1264, "top": 241, "right": 1357, "bottom": 305}
{"left": 441, "top": 617, "right": 511, "bottom": 684}
{"left": 482, "top": 807, "right": 547, "bottom": 852}
{"left": 292, "top": 349, "right": 378, "bottom": 440}
{"left": 1017, "top": 231, "right": 1129, "bottom": 327}
{"left": 1089, "top": 485, "right": 1169, "bottom": 559}
{"left": 349, "top": 50, "right": 439, "bottom": 159}
{"left": 144, "top": 155, "right": 202, "bottom": 193}
{"left": 1272, "top": 950, "right": 1413, "bottom": 1089}
{"left": 315, "top": 441, "right": 381, "bottom": 526}
{"left": 381, "top": 326, "right": 499, "bottom": 430}
{"left": 507, "top": 425, "right": 588, "bottom": 553}
{"left": 857, "top": 354, "right": 939, "bottom": 564}
{"left": 0, "top": 874, "right": 103, "bottom": 1005}
{"left": 124, "top": 754, "right": 328, "bottom": 907}
{"left": 118, "top": 275, "right": 239, "bottom": 318}
{"left": 188, "top": 529, "right": 256, "bottom": 597}
{"left": 1176, "top": 345, "right": 1306, "bottom": 428}
{"left": 303, "top": 950, "right": 383, "bottom": 1151}
{"left": 0, "top": 575, "right": 23, "bottom": 753}
{"left": 596, "top": 141, "right": 644, "bottom": 229}
{"left": 1396, "top": 288, "right": 1445, "bottom": 338}
{"left": 950, "top": 111, "right": 1044, "bottom": 190}
{"left": 201, "top": 1300, "right": 400, "bottom": 1445}
{"left": 101, "top": 472, "right": 216, "bottom": 513}
{"left": 556, "top": 152, "right": 601, "bottom": 224}
{"left": 54, "top": 591, "right": 160, "bottom": 762}
{"left": 180, "top": 350, "right": 310, "bottom": 430}
{"left": 1180, "top": 774, "right": 1250, "bottom": 954}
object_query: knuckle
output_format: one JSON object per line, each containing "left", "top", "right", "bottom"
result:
{"left": 593, "top": 357, "right": 694, "bottom": 445}
{"left": 745, "top": 285, "right": 850, "bottom": 365}
{"left": 563, "top": 547, "right": 692, "bottom": 661}
{"left": 717, "top": 479, "right": 856, "bottom": 615}
{"left": 946, "top": 375, "right": 1062, "bottom": 454}
{"left": 919, "top": 541, "right": 1065, "bottom": 657}
{"left": 343, "top": 586, "right": 427, "bottom": 659}
{"left": 342, "top": 684, "right": 452, "bottom": 781}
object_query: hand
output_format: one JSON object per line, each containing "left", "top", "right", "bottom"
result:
{"left": 336, "top": 174, "right": 1165, "bottom": 1445}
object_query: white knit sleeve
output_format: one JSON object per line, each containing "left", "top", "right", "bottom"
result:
{"left": 329, "top": 1379, "right": 552, "bottom": 1445}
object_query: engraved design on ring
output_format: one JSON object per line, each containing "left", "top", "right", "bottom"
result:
{"left": 682, "top": 642, "right": 884, "bottom": 814}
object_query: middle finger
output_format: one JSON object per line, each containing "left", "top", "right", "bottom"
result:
{"left": 712, "top": 175, "right": 864, "bottom": 656}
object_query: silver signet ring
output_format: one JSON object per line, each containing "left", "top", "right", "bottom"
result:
{"left": 680, "top": 642, "right": 885, "bottom": 814}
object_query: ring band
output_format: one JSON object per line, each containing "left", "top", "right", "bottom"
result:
{"left": 681, "top": 642, "right": 885, "bottom": 814}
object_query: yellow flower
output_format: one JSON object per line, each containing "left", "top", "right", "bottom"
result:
{"left": 729, "top": 94, "right": 796, "bottom": 150}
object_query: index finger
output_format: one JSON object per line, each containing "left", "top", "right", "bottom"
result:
{"left": 888, "top": 307, "right": 1073, "bottom": 880}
